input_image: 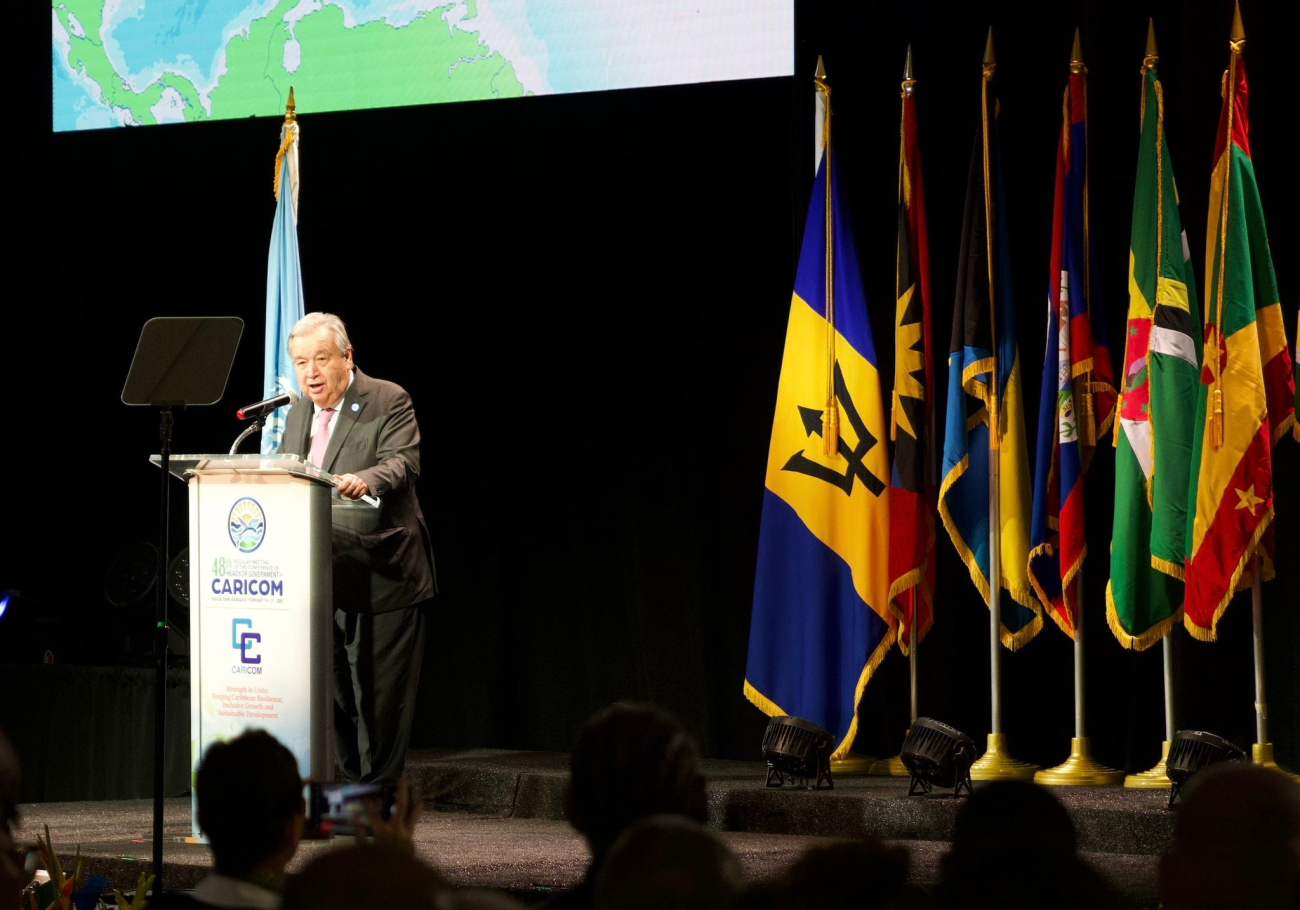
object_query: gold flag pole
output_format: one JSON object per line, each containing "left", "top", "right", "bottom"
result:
{"left": 968, "top": 28, "right": 1035, "bottom": 782}
{"left": 1125, "top": 19, "right": 1175, "bottom": 790}
{"left": 871, "top": 45, "right": 919, "bottom": 777}
{"left": 818, "top": 54, "right": 875, "bottom": 776}
{"left": 1221, "top": 3, "right": 1300, "bottom": 783}
{"left": 1035, "top": 28, "right": 1122, "bottom": 787}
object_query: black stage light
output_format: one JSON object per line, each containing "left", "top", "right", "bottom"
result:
{"left": 900, "top": 717, "right": 976, "bottom": 798}
{"left": 761, "top": 716, "right": 834, "bottom": 790}
{"left": 1166, "top": 730, "right": 1245, "bottom": 808}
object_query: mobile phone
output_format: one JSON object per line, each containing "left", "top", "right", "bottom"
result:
{"left": 303, "top": 781, "right": 397, "bottom": 837}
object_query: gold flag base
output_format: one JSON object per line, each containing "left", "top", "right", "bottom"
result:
{"left": 1034, "top": 737, "right": 1124, "bottom": 786}
{"left": 1123, "top": 740, "right": 1172, "bottom": 789}
{"left": 1251, "top": 743, "right": 1300, "bottom": 782}
{"left": 831, "top": 754, "right": 879, "bottom": 774}
{"left": 868, "top": 753, "right": 910, "bottom": 776}
{"left": 970, "top": 733, "right": 1038, "bottom": 781}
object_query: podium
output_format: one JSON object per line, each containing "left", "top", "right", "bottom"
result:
{"left": 153, "top": 453, "right": 376, "bottom": 836}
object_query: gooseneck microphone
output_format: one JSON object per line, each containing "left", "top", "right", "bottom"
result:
{"left": 237, "top": 388, "right": 299, "bottom": 420}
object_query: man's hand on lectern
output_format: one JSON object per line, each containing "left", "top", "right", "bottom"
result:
{"left": 336, "top": 473, "right": 369, "bottom": 500}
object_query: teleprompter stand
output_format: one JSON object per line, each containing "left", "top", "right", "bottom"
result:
{"left": 122, "top": 316, "right": 243, "bottom": 887}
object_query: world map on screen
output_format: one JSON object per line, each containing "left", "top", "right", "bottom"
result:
{"left": 51, "top": 0, "right": 794, "bottom": 132}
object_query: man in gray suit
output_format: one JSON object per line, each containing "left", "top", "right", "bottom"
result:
{"left": 278, "top": 312, "right": 436, "bottom": 784}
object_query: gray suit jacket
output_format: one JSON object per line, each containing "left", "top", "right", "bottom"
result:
{"left": 278, "top": 367, "right": 436, "bottom": 613}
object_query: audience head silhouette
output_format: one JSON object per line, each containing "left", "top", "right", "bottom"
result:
{"left": 282, "top": 842, "right": 449, "bottom": 910}
{"left": 775, "top": 838, "right": 914, "bottom": 910}
{"left": 936, "top": 779, "right": 1114, "bottom": 910}
{"left": 1158, "top": 763, "right": 1300, "bottom": 910}
{"left": 196, "top": 729, "right": 305, "bottom": 881}
{"left": 0, "top": 728, "right": 23, "bottom": 907}
{"left": 591, "top": 814, "right": 742, "bottom": 910}
{"left": 565, "top": 702, "right": 707, "bottom": 864}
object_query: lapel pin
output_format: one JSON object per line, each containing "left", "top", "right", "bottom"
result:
{"left": 351, "top": 403, "right": 360, "bottom": 413}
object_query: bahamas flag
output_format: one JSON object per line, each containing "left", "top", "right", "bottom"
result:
{"left": 262, "top": 90, "right": 305, "bottom": 454}
{"left": 1184, "top": 7, "right": 1296, "bottom": 639}
{"left": 1107, "top": 27, "right": 1201, "bottom": 650}
{"left": 1028, "top": 33, "right": 1116, "bottom": 637}
{"left": 745, "top": 69, "right": 893, "bottom": 760}
{"left": 938, "top": 38, "right": 1041, "bottom": 650}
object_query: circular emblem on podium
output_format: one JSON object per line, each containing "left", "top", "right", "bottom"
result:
{"left": 229, "top": 498, "right": 267, "bottom": 553}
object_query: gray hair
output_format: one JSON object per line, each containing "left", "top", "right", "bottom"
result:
{"left": 287, "top": 312, "right": 352, "bottom": 357}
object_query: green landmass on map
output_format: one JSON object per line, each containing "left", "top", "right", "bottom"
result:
{"left": 52, "top": 0, "right": 526, "bottom": 127}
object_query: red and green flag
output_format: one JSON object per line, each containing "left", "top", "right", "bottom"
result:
{"left": 1106, "top": 28, "right": 1200, "bottom": 650}
{"left": 888, "top": 48, "right": 937, "bottom": 653}
{"left": 1184, "top": 5, "right": 1296, "bottom": 640}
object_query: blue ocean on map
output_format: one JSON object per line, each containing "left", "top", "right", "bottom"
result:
{"left": 112, "top": 0, "right": 275, "bottom": 84}
{"left": 52, "top": 47, "right": 116, "bottom": 130}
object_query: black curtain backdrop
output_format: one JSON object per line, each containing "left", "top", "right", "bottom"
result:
{"left": 7, "top": 1, "right": 1296, "bottom": 780}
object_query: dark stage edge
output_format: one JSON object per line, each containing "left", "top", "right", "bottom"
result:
{"left": 16, "top": 749, "right": 1170, "bottom": 907}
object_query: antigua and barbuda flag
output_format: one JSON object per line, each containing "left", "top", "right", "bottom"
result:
{"left": 888, "top": 47, "right": 937, "bottom": 654}
{"left": 744, "top": 63, "right": 893, "bottom": 760}
{"left": 1184, "top": 5, "right": 1296, "bottom": 640}
{"left": 1106, "top": 26, "right": 1201, "bottom": 650}
{"left": 937, "top": 32, "right": 1041, "bottom": 650}
{"left": 1027, "top": 32, "right": 1116, "bottom": 638}
{"left": 261, "top": 88, "right": 305, "bottom": 454}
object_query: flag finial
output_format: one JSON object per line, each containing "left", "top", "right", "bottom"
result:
{"left": 1070, "top": 28, "right": 1085, "bottom": 73}
{"left": 904, "top": 44, "right": 914, "bottom": 80}
{"left": 983, "top": 27, "right": 996, "bottom": 68}
{"left": 1230, "top": 1, "right": 1245, "bottom": 51}
{"left": 815, "top": 55, "right": 826, "bottom": 80}
{"left": 1143, "top": 19, "right": 1159, "bottom": 70}
{"left": 284, "top": 86, "right": 296, "bottom": 124}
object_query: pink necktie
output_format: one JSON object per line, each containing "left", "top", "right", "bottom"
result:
{"left": 309, "top": 407, "right": 335, "bottom": 467}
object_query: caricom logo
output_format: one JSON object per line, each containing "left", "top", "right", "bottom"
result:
{"left": 229, "top": 498, "right": 266, "bottom": 553}
{"left": 232, "top": 618, "right": 262, "bottom": 666}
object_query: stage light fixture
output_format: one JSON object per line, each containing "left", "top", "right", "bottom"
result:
{"left": 0, "top": 590, "right": 10, "bottom": 621}
{"left": 761, "top": 715, "right": 834, "bottom": 790}
{"left": 899, "top": 717, "right": 976, "bottom": 798}
{"left": 1166, "top": 730, "right": 1245, "bottom": 808}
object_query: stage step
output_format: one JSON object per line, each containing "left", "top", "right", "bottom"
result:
{"left": 404, "top": 748, "right": 1176, "bottom": 856}
{"left": 16, "top": 798, "right": 1159, "bottom": 908}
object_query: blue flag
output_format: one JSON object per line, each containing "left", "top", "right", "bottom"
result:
{"left": 744, "top": 76, "right": 893, "bottom": 759}
{"left": 936, "top": 67, "right": 1041, "bottom": 650}
{"left": 262, "top": 120, "right": 304, "bottom": 453}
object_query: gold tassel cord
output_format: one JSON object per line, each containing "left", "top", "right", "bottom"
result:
{"left": 981, "top": 37, "right": 999, "bottom": 449}
{"left": 1211, "top": 29, "right": 1243, "bottom": 450}
{"left": 820, "top": 76, "right": 839, "bottom": 456}
{"left": 273, "top": 86, "right": 297, "bottom": 201}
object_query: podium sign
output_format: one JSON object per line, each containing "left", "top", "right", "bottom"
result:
{"left": 156, "top": 454, "right": 337, "bottom": 836}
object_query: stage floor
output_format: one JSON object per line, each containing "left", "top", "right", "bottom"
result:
{"left": 16, "top": 748, "right": 1169, "bottom": 906}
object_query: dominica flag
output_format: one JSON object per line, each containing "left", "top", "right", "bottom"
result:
{"left": 1185, "top": 4, "right": 1296, "bottom": 639}
{"left": 1107, "top": 24, "right": 1201, "bottom": 650}
{"left": 1028, "top": 32, "right": 1116, "bottom": 637}
{"left": 745, "top": 64, "right": 894, "bottom": 759}
{"left": 889, "top": 47, "right": 937, "bottom": 654}
{"left": 938, "top": 31, "right": 1041, "bottom": 650}
{"left": 262, "top": 87, "right": 305, "bottom": 454}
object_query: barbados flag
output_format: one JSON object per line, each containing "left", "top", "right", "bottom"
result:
{"left": 262, "top": 89, "right": 305, "bottom": 454}
{"left": 744, "top": 69, "right": 893, "bottom": 760}
{"left": 1028, "top": 33, "right": 1116, "bottom": 637}
{"left": 937, "top": 36, "right": 1040, "bottom": 650}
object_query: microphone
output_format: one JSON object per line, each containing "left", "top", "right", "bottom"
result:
{"left": 237, "top": 388, "right": 299, "bottom": 420}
